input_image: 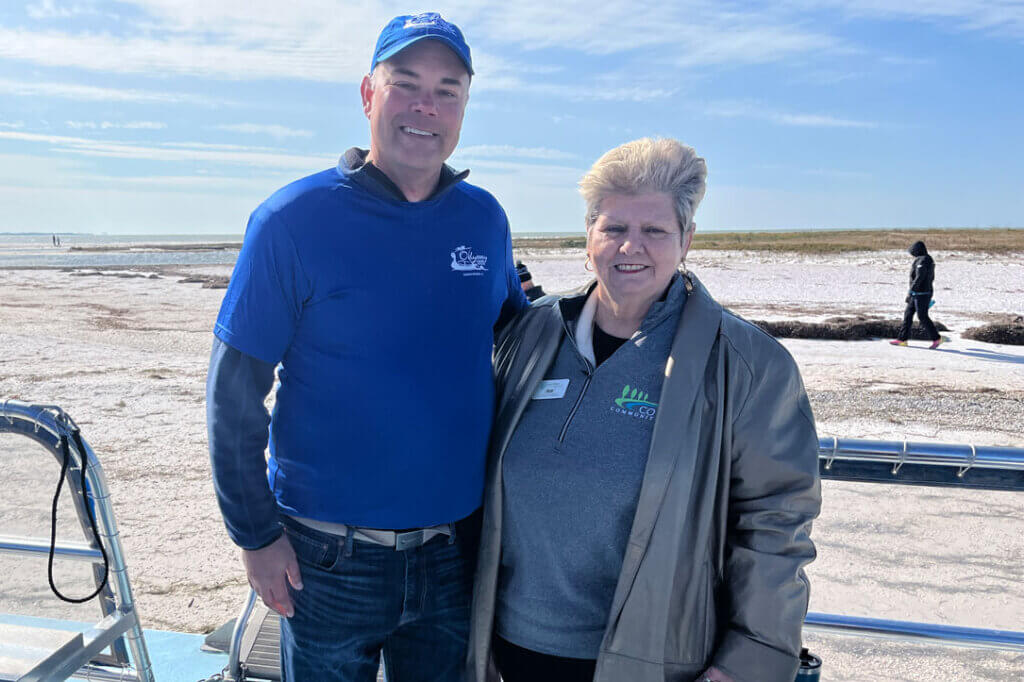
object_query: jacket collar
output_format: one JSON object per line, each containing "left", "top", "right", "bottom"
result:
{"left": 605, "top": 272, "right": 724, "bottom": 631}
{"left": 558, "top": 273, "right": 690, "bottom": 362}
{"left": 337, "top": 147, "right": 469, "bottom": 202}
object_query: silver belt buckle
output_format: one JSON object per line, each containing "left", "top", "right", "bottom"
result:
{"left": 394, "top": 529, "right": 425, "bottom": 551}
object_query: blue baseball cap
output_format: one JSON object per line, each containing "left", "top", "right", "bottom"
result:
{"left": 370, "top": 12, "right": 473, "bottom": 76}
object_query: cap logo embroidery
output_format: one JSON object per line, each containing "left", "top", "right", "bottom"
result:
{"left": 404, "top": 18, "right": 437, "bottom": 28}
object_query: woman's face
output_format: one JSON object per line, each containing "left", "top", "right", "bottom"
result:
{"left": 587, "top": 192, "right": 690, "bottom": 308}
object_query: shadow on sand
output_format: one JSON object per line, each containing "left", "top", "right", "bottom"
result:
{"left": 909, "top": 345, "right": 1024, "bottom": 365}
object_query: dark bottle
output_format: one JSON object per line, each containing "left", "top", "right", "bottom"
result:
{"left": 796, "top": 647, "right": 822, "bottom": 681}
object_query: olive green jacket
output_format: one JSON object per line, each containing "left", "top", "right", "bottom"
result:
{"left": 468, "top": 275, "right": 821, "bottom": 682}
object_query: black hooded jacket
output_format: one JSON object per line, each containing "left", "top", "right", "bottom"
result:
{"left": 907, "top": 240, "right": 935, "bottom": 294}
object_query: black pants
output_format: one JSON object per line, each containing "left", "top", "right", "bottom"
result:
{"left": 898, "top": 293, "right": 939, "bottom": 341}
{"left": 492, "top": 635, "right": 596, "bottom": 682}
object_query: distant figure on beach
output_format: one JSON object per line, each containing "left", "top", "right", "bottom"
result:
{"left": 890, "top": 240, "right": 945, "bottom": 349}
{"left": 206, "top": 12, "right": 528, "bottom": 681}
{"left": 469, "top": 139, "right": 821, "bottom": 682}
{"left": 515, "top": 260, "right": 547, "bottom": 301}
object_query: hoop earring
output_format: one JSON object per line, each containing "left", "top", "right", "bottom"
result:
{"left": 680, "top": 259, "right": 694, "bottom": 292}
{"left": 584, "top": 254, "right": 594, "bottom": 272}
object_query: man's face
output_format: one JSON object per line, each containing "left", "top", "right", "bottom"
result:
{"left": 361, "top": 40, "right": 470, "bottom": 177}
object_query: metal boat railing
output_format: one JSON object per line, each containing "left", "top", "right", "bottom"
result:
{"left": 3, "top": 397, "right": 1020, "bottom": 678}
{"left": 226, "top": 588, "right": 258, "bottom": 679}
{"left": 809, "top": 436, "right": 1024, "bottom": 653}
{"left": 0, "top": 399, "right": 155, "bottom": 682}
{"left": 222, "top": 436, "right": 1024, "bottom": 681}
{"left": 817, "top": 437, "right": 1024, "bottom": 491}
{"left": 803, "top": 612, "right": 1024, "bottom": 652}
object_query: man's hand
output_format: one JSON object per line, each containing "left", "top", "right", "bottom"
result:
{"left": 694, "top": 666, "right": 735, "bottom": 682}
{"left": 242, "top": 534, "right": 303, "bottom": 618}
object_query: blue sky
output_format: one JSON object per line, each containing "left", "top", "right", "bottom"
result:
{"left": 1, "top": 1, "right": 1023, "bottom": 235}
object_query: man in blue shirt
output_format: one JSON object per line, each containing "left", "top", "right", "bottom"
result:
{"left": 206, "top": 13, "right": 528, "bottom": 681}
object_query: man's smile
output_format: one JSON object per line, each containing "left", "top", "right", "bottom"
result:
{"left": 401, "top": 125, "right": 438, "bottom": 137}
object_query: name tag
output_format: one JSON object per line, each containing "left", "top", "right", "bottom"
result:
{"left": 532, "top": 378, "right": 570, "bottom": 400}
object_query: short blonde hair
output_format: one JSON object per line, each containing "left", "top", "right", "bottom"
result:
{"left": 579, "top": 138, "right": 707, "bottom": 233}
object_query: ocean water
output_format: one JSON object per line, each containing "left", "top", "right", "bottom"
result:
{"left": 0, "top": 233, "right": 243, "bottom": 268}
{"left": 0, "top": 226, "right": 994, "bottom": 268}
{"left": 0, "top": 232, "right": 584, "bottom": 268}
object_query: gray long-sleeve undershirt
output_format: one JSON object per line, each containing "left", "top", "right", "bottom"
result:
{"left": 206, "top": 338, "right": 281, "bottom": 550}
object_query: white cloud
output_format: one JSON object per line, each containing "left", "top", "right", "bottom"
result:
{"left": 0, "top": 130, "right": 332, "bottom": 170}
{"left": 104, "top": 174, "right": 287, "bottom": 190}
{"left": 799, "top": 0, "right": 1024, "bottom": 41}
{"left": 792, "top": 71, "right": 868, "bottom": 88}
{"left": 0, "top": 26, "right": 363, "bottom": 83}
{"left": 27, "top": 0, "right": 98, "bottom": 19}
{"left": 0, "top": 77, "right": 230, "bottom": 105}
{"left": 66, "top": 120, "right": 167, "bottom": 130}
{"left": 671, "top": 22, "right": 844, "bottom": 68}
{"left": 879, "top": 55, "right": 935, "bottom": 66}
{"left": 213, "top": 123, "right": 314, "bottom": 139}
{"left": 754, "top": 162, "right": 872, "bottom": 180}
{"left": 541, "top": 82, "right": 676, "bottom": 102}
{"left": 472, "top": 75, "right": 677, "bottom": 101}
{"left": 0, "top": 1, "right": 843, "bottom": 90}
{"left": 0, "top": 183, "right": 263, "bottom": 233}
{"left": 0, "top": 122, "right": 26, "bottom": 129}
{"left": 702, "top": 101, "right": 878, "bottom": 128}
{"left": 455, "top": 0, "right": 846, "bottom": 65}
{"left": 449, "top": 157, "right": 586, "bottom": 178}
{"left": 159, "top": 141, "right": 281, "bottom": 152}
{"left": 771, "top": 112, "right": 877, "bottom": 128}
{"left": 0, "top": 152, "right": 90, "bottom": 184}
{"left": 4, "top": 0, "right": 1022, "bottom": 97}
{"left": 803, "top": 167, "right": 872, "bottom": 179}
{"left": 458, "top": 145, "right": 577, "bottom": 160}
{"left": 0, "top": 151, "right": 289, "bottom": 195}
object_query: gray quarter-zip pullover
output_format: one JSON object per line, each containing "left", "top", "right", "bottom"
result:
{"left": 495, "top": 277, "right": 687, "bottom": 658}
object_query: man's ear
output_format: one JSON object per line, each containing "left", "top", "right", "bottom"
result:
{"left": 360, "top": 74, "right": 374, "bottom": 119}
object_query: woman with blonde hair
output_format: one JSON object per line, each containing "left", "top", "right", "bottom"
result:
{"left": 468, "top": 138, "right": 821, "bottom": 682}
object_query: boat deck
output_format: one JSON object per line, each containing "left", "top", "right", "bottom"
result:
{"left": 0, "top": 614, "right": 227, "bottom": 681}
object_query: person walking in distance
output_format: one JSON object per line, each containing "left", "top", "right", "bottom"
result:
{"left": 890, "top": 240, "right": 945, "bottom": 349}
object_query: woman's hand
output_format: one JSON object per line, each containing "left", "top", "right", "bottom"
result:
{"left": 694, "top": 666, "right": 735, "bottom": 682}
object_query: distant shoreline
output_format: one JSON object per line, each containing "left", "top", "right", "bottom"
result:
{"left": 514, "top": 227, "right": 1024, "bottom": 254}
{"left": 4, "top": 227, "right": 1021, "bottom": 257}
{"left": 68, "top": 242, "right": 240, "bottom": 253}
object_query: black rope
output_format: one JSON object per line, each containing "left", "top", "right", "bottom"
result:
{"left": 48, "top": 430, "right": 110, "bottom": 603}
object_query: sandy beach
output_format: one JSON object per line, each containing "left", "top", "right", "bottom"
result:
{"left": 1, "top": 245, "right": 1022, "bottom": 680}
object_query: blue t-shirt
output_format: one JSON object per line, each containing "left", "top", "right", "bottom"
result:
{"left": 214, "top": 162, "right": 526, "bottom": 529}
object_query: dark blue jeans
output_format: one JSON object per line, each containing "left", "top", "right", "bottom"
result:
{"left": 279, "top": 515, "right": 475, "bottom": 682}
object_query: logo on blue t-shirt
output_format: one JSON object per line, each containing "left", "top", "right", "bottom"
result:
{"left": 450, "top": 245, "right": 488, "bottom": 275}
